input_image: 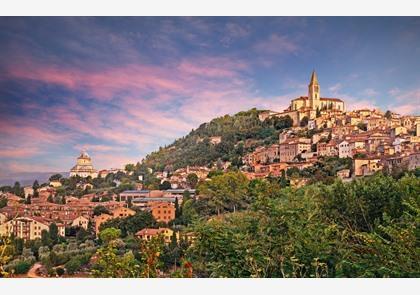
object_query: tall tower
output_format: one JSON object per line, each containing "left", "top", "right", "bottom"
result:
{"left": 308, "top": 70, "right": 320, "bottom": 110}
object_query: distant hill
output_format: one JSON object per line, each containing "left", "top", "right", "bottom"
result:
{"left": 143, "top": 108, "right": 293, "bottom": 172}
{"left": 0, "top": 172, "right": 69, "bottom": 187}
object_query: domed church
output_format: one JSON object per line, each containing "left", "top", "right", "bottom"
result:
{"left": 69, "top": 151, "right": 98, "bottom": 178}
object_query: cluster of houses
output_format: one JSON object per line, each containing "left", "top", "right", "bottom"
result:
{"left": 154, "top": 166, "right": 211, "bottom": 189}
{"left": 242, "top": 72, "right": 420, "bottom": 180}
{"left": 0, "top": 185, "right": 194, "bottom": 241}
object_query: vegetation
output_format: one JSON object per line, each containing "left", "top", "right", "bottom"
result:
{"left": 187, "top": 172, "right": 420, "bottom": 277}
{"left": 142, "top": 109, "right": 292, "bottom": 171}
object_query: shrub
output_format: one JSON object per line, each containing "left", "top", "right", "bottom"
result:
{"left": 56, "top": 267, "right": 65, "bottom": 276}
{"left": 65, "top": 258, "right": 82, "bottom": 275}
{"left": 14, "top": 261, "right": 32, "bottom": 274}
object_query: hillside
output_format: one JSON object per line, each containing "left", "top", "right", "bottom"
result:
{"left": 143, "top": 108, "right": 293, "bottom": 172}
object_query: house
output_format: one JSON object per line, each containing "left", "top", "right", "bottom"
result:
{"left": 0, "top": 212, "right": 7, "bottom": 224}
{"left": 94, "top": 213, "right": 113, "bottom": 235}
{"left": 354, "top": 158, "right": 382, "bottom": 177}
{"left": 338, "top": 140, "right": 351, "bottom": 158}
{"left": 23, "top": 186, "right": 34, "bottom": 198}
{"left": 135, "top": 227, "right": 177, "bottom": 244}
{"left": 279, "top": 138, "right": 311, "bottom": 162}
{"left": 149, "top": 202, "right": 175, "bottom": 223}
{"left": 111, "top": 206, "right": 136, "bottom": 219}
{"left": 337, "top": 169, "right": 351, "bottom": 180}
{"left": 391, "top": 126, "right": 407, "bottom": 138}
{"left": 49, "top": 180, "right": 62, "bottom": 188}
{"left": 71, "top": 215, "right": 90, "bottom": 230}
{"left": 0, "top": 216, "right": 65, "bottom": 241}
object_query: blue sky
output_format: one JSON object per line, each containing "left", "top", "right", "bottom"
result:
{"left": 0, "top": 17, "right": 419, "bottom": 175}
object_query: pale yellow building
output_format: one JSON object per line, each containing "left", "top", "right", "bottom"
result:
{"left": 0, "top": 216, "right": 65, "bottom": 241}
{"left": 71, "top": 215, "right": 90, "bottom": 230}
{"left": 135, "top": 227, "right": 178, "bottom": 244}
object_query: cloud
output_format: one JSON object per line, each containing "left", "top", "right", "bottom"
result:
{"left": 388, "top": 88, "right": 420, "bottom": 115}
{"left": 328, "top": 83, "right": 342, "bottom": 94}
{"left": 254, "top": 34, "right": 300, "bottom": 55}
{"left": 361, "top": 88, "right": 379, "bottom": 97}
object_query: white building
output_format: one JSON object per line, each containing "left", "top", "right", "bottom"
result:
{"left": 338, "top": 140, "right": 352, "bottom": 158}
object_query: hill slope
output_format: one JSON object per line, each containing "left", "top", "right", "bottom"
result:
{"left": 143, "top": 108, "right": 293, "bottom": 171}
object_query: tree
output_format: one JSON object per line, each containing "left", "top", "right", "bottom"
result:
{"left": 140, "top": 235, "right": 164, "bottom": 278}
{"left": 357, "top": 122, "right": 367, "bottom": 131}
{"left": 0, "top": 236, "right": 13, "bottom": 277}
{"left": 49, "top": 223, "right": 59, "bottom": 244}
{"left": 92, "top": 227, "right": 140, "bottom": 278}
{"left": 186, "top": 173, "right": 199, "bottom": 189}
{"left": 316, "top": 107, "right": 321, "bottom": 118}
{"left": 99, "top": 211, "right": 156, "bottom": 237}
{"left": 0, "top": 198, "right": 7, "bottom": 209}
{"left": 198, "top": 171, "right": 250, "bottom": 215}
{"left": 25, "top": 195, "right": 31, "bottom": 204}
{"left": 385, "top": 110, "right": 392, "bottom": 120}
{"left": 174, "top": 197, "right": 181, "bottom": 218}
{"left": 13, "top": 181, "right": 23, "bottom": 197}
{"left": 159, "top": 181, "right": 171, "bottom": 190}
{"left": 300, "top": 116, "right": 309, "bottom": 127}
{"left": 93, "top": 205, "right": 110, "bottom": 216}
{"left": 47, "top": 194, "right": 54, "bottom": 203}
{"left": 49, "top": 174, "right": 63, "bottom": 182}
{"left": 56, "top": 267, "right": 65, "bottom": 276}
{"left": 41, "top": 230, "right": 51, "bottom": 246}
{"left": 125, "top": 164, "right": 135, "bottom": 172}
{"left": 32, "top": 180, "right": 39, "bottom": 197}
{"left": 65, "top": 257, "right": 82, "bottom": 275}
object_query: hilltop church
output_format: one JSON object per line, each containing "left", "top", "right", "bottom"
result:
{"left": 70, "top": 151, "right": 98, "bottom": 178}
{"left": 259, "top": 71, "right": 345, "bottom": 126}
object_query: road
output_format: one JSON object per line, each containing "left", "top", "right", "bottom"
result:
{"left": 27, "top": 262, "right": 42, "bottom": 278}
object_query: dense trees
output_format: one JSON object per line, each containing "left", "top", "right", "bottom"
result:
{"left": 198, "top": 171, "right": 250, "bottom": 215}
{"left": 99, "top": 211, "right": 156, "bottom": 237}
{"left": 142, "top": 109, "right": 292, "bottom": 172}
{"left": 186, "top": 173, "right": 199, "bottom": 188}
{"left": 187, "top": 173, "right": 420, "bottom": 277}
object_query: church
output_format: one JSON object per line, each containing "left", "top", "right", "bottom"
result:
{"left": 259, "top": 71, "right": 345, "bottom": 126}
{"left": 289, "top": 71, "right": 345, "bottom": 112}
{"left": 70, "top": 151, "right": 98, "bottom": 178}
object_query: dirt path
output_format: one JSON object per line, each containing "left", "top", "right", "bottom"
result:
{"left": 27, "top": 262, "right": 42, "bottom": 278}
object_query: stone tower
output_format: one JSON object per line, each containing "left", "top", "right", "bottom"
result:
{"left": 308, "top": 70, "right": 320, "bottom": 110}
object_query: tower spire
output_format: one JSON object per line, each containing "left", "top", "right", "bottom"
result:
{"left": 309, "top": 70, "right": 318, "bottom": 85}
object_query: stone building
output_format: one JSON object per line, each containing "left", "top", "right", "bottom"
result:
{"left": 70, "top": 151, "right": 98, "bottom": 178}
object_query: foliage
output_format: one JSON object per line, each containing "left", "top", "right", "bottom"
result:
{"left": 0, "top": 236, "right": 13, "bottom": 277}
{"left": 93, "top": 205, "right": 110, "bottom": 216}
{"left": 92, "top": 227, "right": 140, "bottom": 278}
{"left": 142, "top": 109, "right": 291, "bottom": 172}
{"left": 198, "top": 171, "right": 250, "bottom": 215}
{"left": 13, "top": 261, "right": 32, "bottom": 274}
{"left": 187, "top": 173, "right": 420, "bottom": 278}
{"left": 99, "top": 211, "right": 156, "bottom": 237}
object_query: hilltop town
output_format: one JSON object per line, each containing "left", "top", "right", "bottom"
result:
{"left": 1, "top": 71, "right": 419, "bottom": 278}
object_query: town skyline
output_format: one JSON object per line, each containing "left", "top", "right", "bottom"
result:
{"left": 1, "top": 17, "right": 420, "bottom": 176}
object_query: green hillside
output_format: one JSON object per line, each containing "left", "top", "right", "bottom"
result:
{"left": 143, "top": 108, "right": 293, "bottom": 171}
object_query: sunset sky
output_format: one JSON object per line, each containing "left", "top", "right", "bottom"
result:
{"left": 0, "top": 17, "right": 419, "bottom": 176}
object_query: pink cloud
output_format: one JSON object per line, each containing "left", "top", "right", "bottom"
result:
{"left": 388, "top": 88, "right": 420, "bottom": 115}
{"left": 254, "top": 34, "right": 300, "bottom": 55}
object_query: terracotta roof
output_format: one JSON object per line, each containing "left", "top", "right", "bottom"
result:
{"left": 135, "top": 227, "right": 170, "bottom": 236}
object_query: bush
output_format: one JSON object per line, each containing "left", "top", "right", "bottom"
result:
{"left": 65, "top": 258, "right": 82, "bottom": 275}
{"left": 56, "top": 267, "right": 65, "bottom": 276}
{"left": 14, "top": 261, "right": 32, "bottom": 274}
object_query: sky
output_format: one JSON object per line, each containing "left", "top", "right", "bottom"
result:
{"left": 0, "top": 17, "right": 419, "bottom": 176}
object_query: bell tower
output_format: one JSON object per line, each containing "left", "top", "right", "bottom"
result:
{"left": 308, "top": 70, "right": 320, "bottom": 110}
